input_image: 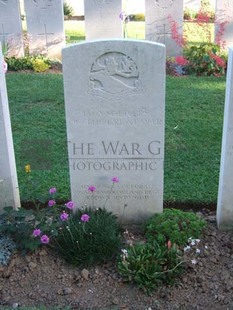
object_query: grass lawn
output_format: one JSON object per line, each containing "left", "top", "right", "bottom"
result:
{"left": 64, "top": 20, "right": 215, "bottom": 44}
{"left": 6, "top": 73, "right": 226, "bottom": 206}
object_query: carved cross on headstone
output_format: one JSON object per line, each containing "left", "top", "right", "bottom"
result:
{"left": 155, "top": 23, "right": 172, "bottom": 44}
{"left": 38, "top": 24, "right": 54, "bottom": 52}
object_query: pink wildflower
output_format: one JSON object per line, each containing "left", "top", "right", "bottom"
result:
{"left": 175, "top": 56, "right": 189, "bottom": 66}
{"left": 209, "top": 53, "right": 226, "bottom": 68}
{"left": 48, "top": 199, "right": 56, "bottom": 207}
{"left": 60, "top": 212, "right": 69, "bottom": 221}
{"left": 49, "top": 187, "right": 57, "bottom": 194}
{"left": 81, "top": 214, "right": 90, "bottom": 222}
{"left": 112, "top": 177, "right": 119, "bottom": 183}
{"left": 65, "top": 200, "right": 74, "bottom": 210}
{"left": 32, "top": 228, "right": 41, "bottom": 237}
{"left": 40, "top": 235, "right": 50, "bottom": 244}
{"left": 88, "top": 186, "right": 96, "bottom": 192}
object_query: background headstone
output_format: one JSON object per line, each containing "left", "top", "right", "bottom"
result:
{"left": 0, "top": 0, "right": 24, "bottom": 57}
{"left": 217, "top": 47, "right": 233, "bottom": 230}
{"left": 63, "top": 39, "right": 165, "bottom": 223}
{"left": 24, "top": 0, "right": 65, "bottom": 59}
{"left": 215, "top": 0, "right": 233, "bottom": 49}
{"left": 0, "top": 43, "right": 21, "bottom": 212}
{"left": 84, "top": 0, "right": 123, "bottom": 40}
{"left": 145, "top": 0, "right": 183, "bottom": 56}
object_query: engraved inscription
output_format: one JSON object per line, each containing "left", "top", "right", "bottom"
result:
{"left": 88, "top": 52, "right": 142, "bottom": 100}
{"left": 33, "top": 0, "right": 52, "bottom": 9}
{"left": 154, "top": 0, "right": 174, "bottom": 9}
{"left": 94, "top": 0, "right": 112, "bottom": 4}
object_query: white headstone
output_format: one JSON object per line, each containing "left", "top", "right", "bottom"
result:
{"left": 24, "top": 0, "right": 65, "bottom": 59}
{"left": 0, "top": 43, "right": 21, "bottom": 211}
{"left": 84, "top": 0, "right": 123, "bottom": 40}
{"left": 215, "top": 0, "right": 233, "bottom": 49}
{"left": 0, "top": 0, "right": 24, "bottom": 57}
{"left": 62, "top": 39, "right": 165, "bottom": 224}
{"left": 217, "top": 47, "right": 233, "bottom": 230}
{"left": 145, "top": 0, "right": 183, "bottom": 57}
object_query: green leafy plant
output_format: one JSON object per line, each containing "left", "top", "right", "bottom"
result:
{"left": 5, "top": 55, "right": 51, "bottom": 72}
{"left": 54, "top": 207, "right": 122, "bottom": 267}
{"left": 63, "top": 2, "right": 74, "bottom": 17}
{"left": 31, "top": 58, "right": 50, "bottom": 73}
{"left": 184, "top": 43, "right": 226, "bottom": 76}
{"left": 145, "top": 209, "right": 206, "bottom": 247}
{"left": 117, "top": 241, "right": 183, "bottom": 294}
{"left": 0, "top": 177, "right": 122, "bottom": 267}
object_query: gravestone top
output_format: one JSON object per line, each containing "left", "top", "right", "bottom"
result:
{"left": 0, "top": 0, "right": 24, "bottom": 57}
{"left": 24, "top": 0, "right": 65, "bottom": 59}
{"left": 84, "top": 0, "right": 123, "bottom": 39}
{"left": 62, "top": 39, "right": 165, "bottom": 223}
{"left": 145, "top": 0, "right": 183, "bottom": 56}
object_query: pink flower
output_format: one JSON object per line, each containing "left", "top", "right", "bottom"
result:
{"left": 65, "top": 201, "right": 74, "bottom": 209}
{"left": 48, "top": 199, "right": 56, "bottom": 207}
{"left": 49, "top": 187, "right": 57, "bottom": 194}
{"left": 175, "top": 56, "right": 189, "bottom": 66}
{"left": 88, "top": 186, "right": 96, "bottom": 192}
{"left": 112, "top": 177, "right": 119, "bottom": 183}
{"left": 60, "top": 212, "right": 69, "bottom": 221}
{"left": 32, "top": 228, "right": 41, "bottom": 237}
{"left": 40, "top": 235, "right": 50, "bottom": 244}
{"left": 3, "top": 61, "right": 7, "bottom": 74}
{"left": 81, "top": 214, "right": 90, "bottom": 222}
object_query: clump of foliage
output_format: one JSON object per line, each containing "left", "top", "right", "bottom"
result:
{"left": 63, "top": 2, "right": 74, "bottom": 17}
{"left": 129, "top": 13, "right": 145, "bottom": 21}
{"left": 184, "top": 43, "right": 227, "bottom": 76}
{"left": 5, "top": 55, "right": 52, "bottom": 72}
{"left": 118, "top": 241, "right": 183, "bottom": 295}
{"left": 54, "top": 207, "right": 122, "bottom": 267}
{"left": 145, "top": 209, "right": 206, "bottom": 247}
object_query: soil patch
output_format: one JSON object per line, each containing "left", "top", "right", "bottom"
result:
{"left": 1, "top": 209, "right": 233, "bottom": 310}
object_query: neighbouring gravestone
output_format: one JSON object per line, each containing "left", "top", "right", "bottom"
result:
{"left": 217, "top": 47, "right": 233, "bottom": 230}
{"left": 84, "top": 0, "right": 123, "bottom": 40}
{"left": 62, "top": 39, "right": 165, "bottom": 223}
{"left": 24, "top": 0, "right": 65, "bottom": 59}
{"left": 0, "top": 43, "right": 21, "bottom": 212}
{"left": 0, "top": 0, "right": 24, "bottom": 57}
{"left": 145, "top": 0, "right": 184, "bottom": 57}
{"left": 215, "top": 0, "right": 233, "bottom": 49}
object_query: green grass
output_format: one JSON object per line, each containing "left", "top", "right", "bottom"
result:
{"left": 6, "top": 73, "right": 226, "bottom": 205}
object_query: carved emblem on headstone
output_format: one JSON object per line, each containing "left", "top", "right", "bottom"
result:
{"left": 88, "top": 52, "right": 142, "bottom": 100}
{"left": 154, "top": 0, "right": 174, "bottom": 9}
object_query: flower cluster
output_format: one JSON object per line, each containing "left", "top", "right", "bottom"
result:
{"left": 183, "top": 237, "right": 208, "bottom": 265}
{"left": 32, "top": 228, "right": 50, "bottom": 244}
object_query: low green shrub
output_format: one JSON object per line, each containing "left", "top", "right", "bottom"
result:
{"left": 145, "top": 209, "right": 206, "bottom": 247}
{"left": 184, "top": 43, "right": 226, "bottom": 76}
{"left": 129, "top": 13, "right": 145, "bottom": 22}
{"left": 118, "top": 241, "right": 183, "bottom": 294}
{"left": 5, "top": 55, "right": 51, "bottom": 72}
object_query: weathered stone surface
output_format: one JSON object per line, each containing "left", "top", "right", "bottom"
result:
{"left": 62, "top": 39, "right": 166, "bottom": 223}
{"left": 217, "top": 47, "right": 233, "bottom": 230}
{"left": 0, "top": 43, "right": 20, "bottom": 211}
{"left": 84, "top": 0, "right": 123, "bottom": 39}
{"left": 24, "top": 0, "right": 65, "bottom": 59}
